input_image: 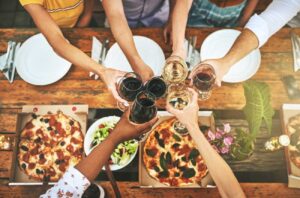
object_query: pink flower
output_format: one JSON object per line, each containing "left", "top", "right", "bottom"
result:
{"left": 223, "top": 136, "right": 233, "bottom": 146}
{"left": 220, "top": 146, "right": 229, "bottom": 154}
{"left": 223, "top": 123, "right": 231, "bottom": 133}
{"left": 215, "top": 132, "right": 222, "bottom": 139}
{"left": 208, "top": 130, "right": 215, "bottom": 141}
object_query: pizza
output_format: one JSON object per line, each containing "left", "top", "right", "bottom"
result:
{"left": 18, "top": 111, "right": 83, "bottom": 182}
{"left": 287, "top": 114, "right": 300, "bottom": 169}
{"left": 143, "top": 118, "right": 208, "bottom": 187}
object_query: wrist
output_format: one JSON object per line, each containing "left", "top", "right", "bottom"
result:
{"left": 128, "top": 55, "right": 144, "bottom": 70}
{"left": 107, "top": 132, "right": 122, "bottom": 146}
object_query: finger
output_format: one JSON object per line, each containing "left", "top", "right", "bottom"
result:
{"left": 187, "top": 88, "right": 198, "bottom": 104}
{"left": 163, "top": 28, "right": 168, "bottom": 44}
{"left": 148, "top": 116, "right": 159, "bottom": 127}
{"left": 216, "top": 79, "right": 222, "bottom": 87}
{"left": 110, "top": 87, "right": 128, "bottom": 104}
{"left": 170, "top": 31, "right": 173, "bottom": 46}
{"left": 166, "top": 102, "right": 181, "bottom": 116}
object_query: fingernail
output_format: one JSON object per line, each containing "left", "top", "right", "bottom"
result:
{"left": 124, "top": 102, "right": 129, "bottom": 107}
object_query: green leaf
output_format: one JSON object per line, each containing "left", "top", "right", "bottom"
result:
{"left": 182, "top": 168, "right": 196, "bottom": 179}
{"left": 173, "top": 134, "right": 181, "bottom": 141}
{"left": 243, "top": 81, "right": 274, "bottom": 136}
{"left": 166, "top": 152, "right": 172, "bottom": 165}
{"left": 160, "top": 153, "right": 167, "bottom": 171}
{"left": 188, "top": 149, "right": 200, "bottom": 160}
{"left": 145, "top": 149, "right": 156, "bottom": 157}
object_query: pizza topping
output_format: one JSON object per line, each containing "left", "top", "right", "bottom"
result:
{"left": 57, "top": 150, "right": 64, "bottom": 159}
{"left": 158, "top": 170, "right": 169, "bottom": 178}
{"left": 198, "top": 163, "right": 207, "bottom": 172}
{"left": 36, "top": 169, "right": 44, "bottom": 174}
{"left": 60, "top": 141, "right": 66, "bottom": 146}
{"left": 31, "top": 114, "right": 37, "bottom": 119}
{"left": 49, "top": 116, "right": 56, "bottom": 126}
{"left": 166, "top": 152, "right": 172, "bottom": 165}
{"left": 39, "top": 118, "right": 44, "bottom": 122}
{"left": 30, "top": 147, "right": 39, "bottom": 155}
{"left": 145, "top": 148, "right": 158, "bottom": 157}
{"left": 22, "top": 153, "right": 30, "bottom": 162}
{"left": 20, "top": 145, "right": 29, "bottom": 151}
{"left": 191, "top": 158, "right": 197, "bottom": 166}
{"left": 28, "top": 163, "right": 36, "bottom": 170}
{"left": 59, "top": 164, "right": 66, "bottom": 172}
{"left": 71, "top": 137, "right": 81, "bottom": 144}
{"left": 44, "top": 118, "right": 49, "bottom": 123}
{"left": 39, "top": 154, "right": 44, "bottom": 159}
{"left": 155, "top": 132, "right": 165, "bottom": 148}
{"left": 39, "top": 158, "right": 47, "bottom": 164}
{"left": 189, "top": 149, "right": 200, "bottom": 160}
{"left": 181, "top": 156, "right": 187, "bottom": 162}
{"left": 67, "top": 145, "right": 74, "bottom": 153}
{"left": 170, "top": 178, "right": 179, "bottom": 186}
{"left": 172, "top": 134, "right": 181, "bottom": 142}
{"left": 153, "top": 165, "right": 160, "bottom": 172}
{"left": 182, "top": 168, "right": 196, "bottom": 179}
{"left": 159, "top": 153, "right": 168, "bottom": 171}
{"left": 69, "top": 120, "right": 74, "bottom": 126}
{"left": 178, "top": 144, "right": 191, "bottom": 156}
{"left": 34, "top": 137, "right": 42, "bottom": 143}
{"left": 172, "top": 159, "right": 180, "bottom": 168}
{"left": 25, "top": 122, "right": 34, "bottom": 129}
{"left": 21, "top": 163, "right": 26, "bottom": 169}
{"left": 55, "top": 159, "right": 65, "bottom": 165}
{"left": 47, "top": 126, "right": 53, "bottom": 131}
{"left": 161, "top": 129, "right": 170, "bottom": 139}
{"left": 174, "top": 172, "right": 180, "bottom": 177}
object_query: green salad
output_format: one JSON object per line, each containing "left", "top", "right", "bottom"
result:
{"left": 91, "top": 120, "right": 138, "bottom": 166}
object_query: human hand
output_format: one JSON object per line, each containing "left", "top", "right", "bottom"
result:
{"left": 111, "top": 110, "right": 159, "bottom": 143}
{"left": 133, "top": 61, "right": 154, "bottom": 83}
{"left": 190, "top": 59, "right": 231, "bottom": 87}
{"left": 166, "top": 88, "right": 199, "bottom": 129}
{"left": 101, "top": 68, "right": 127, "bottom": 104}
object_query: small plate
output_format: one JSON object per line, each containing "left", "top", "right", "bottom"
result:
{"left": 15, "top": 33, "right": 71, "bottom": 86}
{"left": 104, "top": 36, "right": 165, "bottom": 75}
{"left": 200, "top": 29, "right": 261, "bottom": 83}
{"left": 84, "top": 116, "right": 138, "bottom": 171}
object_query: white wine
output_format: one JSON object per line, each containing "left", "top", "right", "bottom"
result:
{"left": 168, "top": 92, "right": 190, "bottom": 110}
{"left": 162, "top": 56, "right": 188, "bottom": 84}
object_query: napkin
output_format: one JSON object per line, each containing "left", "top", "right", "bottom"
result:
{"left": 291, "top": 33, "right": 300, "bottom": 72}
{"left": 0, "top": 42, "right": 20, "bottom": 83}
{"left": 90, "top": 36, "right": 103, "bottom": 80}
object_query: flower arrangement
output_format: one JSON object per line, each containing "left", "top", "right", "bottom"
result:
{"left": 206, "top": 123, "right": 234, "bottom": 155}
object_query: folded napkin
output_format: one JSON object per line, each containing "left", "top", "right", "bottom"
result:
{"left": 0, "top": 42, "right": 20, "bottom": 83}
{"left": 90, "top": 36, "right": 103, "bottom": 80}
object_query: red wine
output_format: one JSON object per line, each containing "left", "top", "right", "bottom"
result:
{"left": 119, "top": 77, "right": 143, "bottom": 101}
{"left": 193, "top": 73, "right": 214, "bottom": 91}
{"left": 130, "top": 98, "right": 157, "bottom": 124}
{"left": 145, "top": 77, "right": 167, "bottom": 98}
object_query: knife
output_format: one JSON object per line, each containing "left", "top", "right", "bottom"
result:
{"left": 8, "top": 42, "right": 17, "bottom": 83}
{"left": 99, "top": 39, "right": 109, "bottom": 64}
{"left": 1, "top": 41, "right": 13, "bottom": 73}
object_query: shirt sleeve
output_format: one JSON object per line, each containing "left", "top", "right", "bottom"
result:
{"left": 245, "top": 0, "right": 300, "bottom": 48}
{"left": 40, "top": 167, "right": 91, "bottom": 198}
{"left": 19, "top": 0, "right": 44, "bottom": 6}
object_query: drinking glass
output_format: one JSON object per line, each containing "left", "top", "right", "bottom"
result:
{"left": 117, "top": 72, "right": 144, "bottom": 111}
{"left": 167, "top": 83, "right": 191, "bottom": 135}
{"left": 191, "top": 63, "right": 216, "bottom": 100}
{"left": 129, "top": 91, "right": 157, "bottom": 141}
{"left": 144, "top": 76, "right": 167, "bottom": 98}
{"left": 162, "top": 55, "right": 188, "bottom": 84}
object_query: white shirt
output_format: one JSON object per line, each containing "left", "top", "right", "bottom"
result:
{"left": 245, "top": 0, "right": 300, "bottom": 47}
{"left": 40, "top": 167, "right": 90, "bottom": 198}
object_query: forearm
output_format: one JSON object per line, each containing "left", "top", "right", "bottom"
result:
{"left": 221, "top": 28, "right": 259, "bottom": 69}
{"left": 76, "top": 0, "right": 94, "bottom": 27}
{"left": 75, "top": 133, "right": 120, "bottom": 181}
{"left": 103, "top": 0, "right": 142, "bottom": 70}
{"left": 186, "top": 124, "right": 245, "bottom": 198}
{"left": 171, "top": 0, "right": 193, "bottom": 54}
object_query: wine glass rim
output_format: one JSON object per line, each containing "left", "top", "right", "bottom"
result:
{"left": 121, "top": 73, "right": 144, "bottom": 91}
{"left": 145, "top": 77, "right": 167, "bottom": 98}
{"left": 135, "top": 91, "right": 157, "bottom": 107}
{"left": 193, "top": 64, "right": 216, "bottom": 83}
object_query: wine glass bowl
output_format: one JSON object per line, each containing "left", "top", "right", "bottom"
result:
{"left": 145, "top": 76, "right": 167, "bottom": 98}
{"left": 191, "top": 63, "right": 216, "bottom": 101}
{"left": 162, "top": 55, "right": 189, "bottom": 84}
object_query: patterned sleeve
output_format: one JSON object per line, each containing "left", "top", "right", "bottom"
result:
{"left": 40, "top": 167, "right": 91, "bottom": 198}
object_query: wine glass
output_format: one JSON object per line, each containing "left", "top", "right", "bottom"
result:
{"left": 129, "top": 91, "right": 157, "bottom": 141}
{"left": 191, "top": 63, "right": 216, "bottom": 100}
{"left": 162, "top": 55, "right": 189, "bottom": 84}
{"left": 167, "top": 83, "right": 191, "bottom": 135}
{"left": 117, "top": 72, "right": 144, "bottom": 111}
{"left": 144, "top": 76, "right": 167, "bottom": 98}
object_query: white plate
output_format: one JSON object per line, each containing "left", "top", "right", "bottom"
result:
{"left": 104, "top": 36, "right": 165, "bottom": 75}
{"left": 200, "top": 29, "right": 261, "bottom": 83}
{"left": 15, "top": 33, "right": 71, "bottom": 85}
{"left": 84, "top": 116, "right": 138, "bottom": 171}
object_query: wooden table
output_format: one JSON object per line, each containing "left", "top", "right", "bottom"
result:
{"left": 1, "top": 28, "right": 300, "bottom": 197}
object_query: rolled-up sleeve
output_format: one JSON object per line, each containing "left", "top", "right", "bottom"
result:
{"left": 245, "top": 0, "right": 300, "bottom": 48}
{"left": 40, "top": 167, "right": 90, "bottom": 198}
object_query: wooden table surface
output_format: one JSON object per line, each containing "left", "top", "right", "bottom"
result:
{"left": 1, "top": 28, "right": 300, "bottom": 197}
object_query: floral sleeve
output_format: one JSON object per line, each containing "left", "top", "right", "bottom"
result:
{"left": 40, "top": 167, "right": 90, "bottom": 198}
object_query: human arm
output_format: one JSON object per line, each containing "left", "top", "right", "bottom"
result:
{"left": 238, "top": 0, "right": 259, "bottom": 27}
{"left": 76, "top": 0, "right": 94, "bottom": 27}
{"left": 163, "top": 0, "right": 193, "bottom": 58}
{"left": 23, "top": 4, "right": 127, "bottom": 103}
{"left": 41, "top": 110, "right": 158, "bottom": 197}
{"left": 102, "top": 0, "right": 154, "bottom": 82}
{"left": 202, "top": 0, "right": 300, "bottom": 86}
{"left": 166, "top": 89, "right": 245, "bottom": 198}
